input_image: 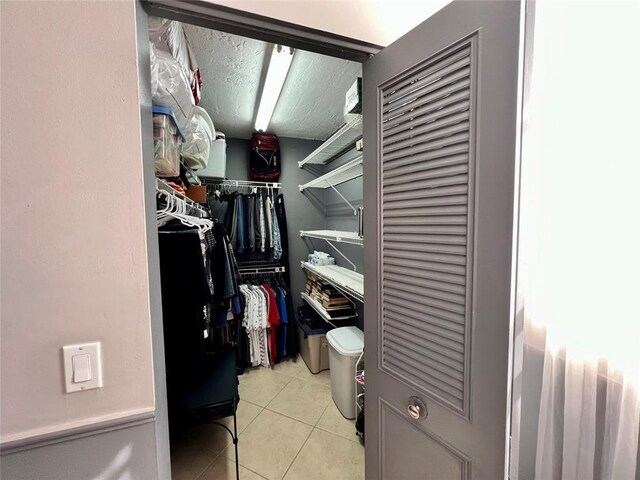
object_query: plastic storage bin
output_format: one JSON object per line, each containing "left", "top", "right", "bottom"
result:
{"left": 297, "top": 319, "right": 330, "bottom": 374}
{"left": 197, "top": 133, "right": 227, "bottom": 179}
{"left": 326, "top": 326, "right": 364, "bottom": 419}
{"left": 153, "top": 106, "right": 184, "bottom": 177}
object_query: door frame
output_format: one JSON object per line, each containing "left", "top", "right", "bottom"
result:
{"left": 142, "top": 0, "right": 382, "bottom": 62}
{"left": 134, "top": 1, "right": 530, "bottom": 478}
{"left": 507, "top": 1, "right": 537, "bottom": 478}
{"left": 135, "top": 2, "right": 380, "bottom": 477}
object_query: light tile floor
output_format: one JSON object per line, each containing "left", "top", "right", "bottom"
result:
{"left": 170, "top": 356, "right": 364, "bottom": 480}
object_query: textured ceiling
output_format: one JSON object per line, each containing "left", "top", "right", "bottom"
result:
{"left": 184, "top": 24, "right": 362, "bottom": 140}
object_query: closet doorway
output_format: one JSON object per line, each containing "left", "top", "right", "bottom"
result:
{"left": 142, "top": 6, "right": 368, "bottom": 479}
{"left": 138, "top": 1, "right": 526, "bottom": 479}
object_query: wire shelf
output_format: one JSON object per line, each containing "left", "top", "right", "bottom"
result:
{"left": 301, "top": 292, "right": 358, "bottom": 323}
{"left": 298, "top": 115, "right": 363, "bottom": 167}
{"left": 298, "top": 156, "right": 363, "bottom": 192}
{"left": 301, "top": 261, "right": 364, "bottom": 303}
{"left": 300, "top": 230, "right": 363, "bottom": 246}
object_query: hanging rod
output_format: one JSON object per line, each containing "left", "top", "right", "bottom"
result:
{"left": 156, "top": 178, "right": 207, "bottom": 217}
{"left": 202, "top": 179, "right": 282, "bottom": 189}
{"left": 238, "top": 266, "right": 286, "bottom": 275}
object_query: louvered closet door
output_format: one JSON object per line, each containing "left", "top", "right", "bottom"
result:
{"left": 382, "top": 39, "right": 474, "bottom": 415}
{"left": 362, "top": 1, "right": 523, "bottom": 479}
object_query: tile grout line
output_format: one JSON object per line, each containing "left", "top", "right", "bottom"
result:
{"left": 182, "top": 362, "right": 311, "bottom": 480}
{"left": 279, "top": 424, "right": 315, "bottom": 480}
{"left": 193, "top": 449, "right": 224, "bottom": 480}
{"left": 241, "top": 463, "right": 270, "bottom": 480}
{"left": 262, "top": 403, "right": 328, "bottom": 428}
{"left": 314, "top": 423, "right": 362, "bottom": 445}
{"left": 314, "top": 401, "right": 362, "bottom": 444}
{"left": 292, "top": 375, "right": 332, "bottom": 389}
{"left": 314, "top": 402, "right": 331, "bottom": 427}
{"left": 223, "top": 405, "right": 265, "bottom": 468}
{"left": 262, "top": 373, "right": 300, "bottom": 411}
{"left": 240, "top": 396, "right": 270, "bottom": 409}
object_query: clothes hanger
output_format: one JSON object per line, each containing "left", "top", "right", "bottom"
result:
{"left": 159, "top": 189, "right": 212, "bottom": 232}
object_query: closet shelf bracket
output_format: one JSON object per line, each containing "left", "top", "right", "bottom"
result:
{"left": 315, "top": 239, "right": 357, "bottom": 272}
{"left": 328, "top": 181, "right": 358, "bottom": 216}
{"left": 298, "top": 156, "right": 363, "bottom": 192}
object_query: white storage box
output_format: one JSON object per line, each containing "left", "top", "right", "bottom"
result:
{"left": 298, "top": 322, "right": 330, "bottom": 374}
{"left": 197, "top": 133, "right": 227, "bottom": 179}
{"left": 326, "top": 326, "right": 364, "bottom": 419}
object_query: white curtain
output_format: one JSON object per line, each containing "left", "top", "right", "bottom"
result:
{"left": 521, "top": 2, "right": 640, "bottom": 479}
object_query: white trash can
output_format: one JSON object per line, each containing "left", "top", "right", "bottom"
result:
{"left": 326, "top": 327, "right": 364, "bottom": 419}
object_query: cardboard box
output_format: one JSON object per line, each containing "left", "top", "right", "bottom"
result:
{"left": 186, "top": 185, "right": 207, "bottom": 203}
{"left": 345, "top": 77, "right": 362, "bottom": 114}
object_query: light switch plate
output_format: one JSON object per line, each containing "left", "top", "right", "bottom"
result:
{"left": 62, "top": 342, "right": 103, "bottom": 393}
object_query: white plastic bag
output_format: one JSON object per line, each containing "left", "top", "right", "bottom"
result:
{"left": 148, "top": 17, "right": 202, "bottom": 104}
{"left": 148, "top": 18, "right": 193, "bottom": 84}
{"left": 149, "top": 41, "right": 159, "bottom": 95}
{"left": 181, "top": 106, "right": 215, "bottom": 170}
{"left": 150, "top": 43, "right": 194, "bottom": 132}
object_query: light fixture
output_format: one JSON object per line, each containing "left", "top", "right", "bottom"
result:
{"left": 254, "top": 45, "right": 294, "bottom": 132}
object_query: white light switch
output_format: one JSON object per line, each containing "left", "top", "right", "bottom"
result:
{"left": 63, "top": 342, "right": 103, "bottom": 393}
{"left": 72, "top": 354, "right": 91, "bottom": 383}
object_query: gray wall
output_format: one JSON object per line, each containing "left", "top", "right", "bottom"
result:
{"left": 323, "top": 148, "right": 364, "bottom": 274}
{"left": 224, "top": 137, "right": 326, "bottom": 308}
{"left": 223, "top": 136, "right": 364, "bottom": 325}
{"left": 1, "top": 423, "right": 158, "bottom": 480}
{"left": 318, "top": 149, "right": 364, "bottom": 327}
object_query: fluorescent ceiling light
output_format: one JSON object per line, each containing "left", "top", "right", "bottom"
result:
{"left": 255, "top": 45, "right": 294, "bottom": 132}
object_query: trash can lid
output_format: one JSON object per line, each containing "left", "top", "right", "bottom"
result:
{"left": 326, "top": 327, "right": 364, "bottom": 356}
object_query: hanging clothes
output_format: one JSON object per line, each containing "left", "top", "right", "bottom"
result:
{"left": 228, "top": 193, "right": 238, "bottom": 248}
{"left": 207, "top": 191, "right": 229, "bottom": 223}
{"left": 275, "top": 193, "right": 291, "bottom": 284}
{"left": 204, "top": 185, "right": 288, "bottom": 271}
{"left": 254, "top": 192, "right": 263, "bottom": 252}
{"left": 262, "top": 282, "right": 280, "bottom": 366}
{"left": 237, "top": 277, "right": 296, "bottom": 368}
{"left": 258, "top": 192, "right": 266, "bottom": 253}
{"left": 246, "top": 194, "right": 256, "bottom": 252}
{"left": 158, "top": 224, "right": 212, "bottom": 368}
{"left": 236, "top": 194, "right": 247, "bottom": 253}
{"left": 265, "top": 193, "right": 274, "bottom": 251}
{"left": 270, "top": 196, "right": 282, "bottom": 260}
{"left": 276, "top": 286, "right": 288, "bottom": 358}
{"left": 238, "top": 284, "right": 270, "bottom": 368}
